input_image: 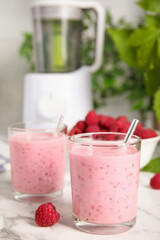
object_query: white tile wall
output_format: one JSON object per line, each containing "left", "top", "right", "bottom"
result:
{"left": 0, "top": 0, "right": 144, "bottom": 136}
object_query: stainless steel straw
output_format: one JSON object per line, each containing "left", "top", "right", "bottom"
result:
{"left": 123, "top": 119, "right": 139, "bottom": 144}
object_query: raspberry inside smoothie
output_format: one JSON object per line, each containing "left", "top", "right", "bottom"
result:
{"left": 69, "top": 145, "right": 140, "bottom": 225}
{"left": 9, "top": 132, "right": 67, "bottom": 194}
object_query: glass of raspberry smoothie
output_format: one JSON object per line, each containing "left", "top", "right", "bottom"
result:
{"left": 8, "top": 122, "right": 67, "bottom": 202}
{"left": 68, "top": 132, "right": 141, "bottom": 234}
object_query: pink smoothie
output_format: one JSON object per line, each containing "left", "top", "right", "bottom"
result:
{"left": 69, "top": 145, "right": 140, "bottom": 225}
{"left": 9, "top": 132, "right": 67, "bottom": 194}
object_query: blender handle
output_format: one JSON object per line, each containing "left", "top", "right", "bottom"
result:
{"left": 80, "top": 1, "right": 106, "bottom": 73}
{"left": 68, "top": 0, "right": 105, "bottom": 73}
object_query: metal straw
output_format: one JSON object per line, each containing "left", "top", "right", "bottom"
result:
{"left": 123, "top": 119, "right": 139, "bottom": 144}
{"left": 56, "top": 115, "right": 63, "bottom": 133}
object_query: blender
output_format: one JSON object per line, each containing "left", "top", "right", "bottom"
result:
{"left": 23, "top": 0, "right": 105, "bottom": 129}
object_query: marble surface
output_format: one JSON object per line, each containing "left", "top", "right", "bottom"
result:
{"left": 0, "top": 170, "right": 160, "bottom": 240}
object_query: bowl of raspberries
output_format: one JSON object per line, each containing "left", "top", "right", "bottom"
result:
{"left": 69, "top": 110, "right": 160, "bottom": 168}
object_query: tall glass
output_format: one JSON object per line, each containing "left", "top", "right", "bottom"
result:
{"left": 8, "top": 122, "right": 67, "bottom": 202}
{"left": 68, "top": 132, "right": 141, "bottom": 234}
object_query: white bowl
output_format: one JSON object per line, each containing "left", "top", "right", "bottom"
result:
{"left": 140, "top": 130, "right": 160, "bottom": 168}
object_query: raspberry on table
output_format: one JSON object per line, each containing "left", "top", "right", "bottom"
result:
{"left": 150, "top": 173, "right": 160, "bottom": 189}
{"left": 35, "top": 202, "right": 60, "bottom": 227}
{"left": 85, "top": 110, "right": 99, "bottom": 126}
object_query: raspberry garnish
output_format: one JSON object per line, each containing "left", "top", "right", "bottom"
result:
{"left": 35, "top": 202, "right": 60, "bottom": 227}
{"left": 150, "top": 173, "right": 160, "bottom": 189}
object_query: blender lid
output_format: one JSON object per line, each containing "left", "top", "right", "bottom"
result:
{"left": 32, "top": 0, "right": 82, "bottom": 20}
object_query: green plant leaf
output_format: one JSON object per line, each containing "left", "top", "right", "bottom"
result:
{"left": 107, "top": 29, "right": 139, "bottom": 68}
{"left": 106, "top": 11, "right": 112, "bottom": 26}
{"left": 137, "top": 39, "right": 155, "bottom": 68}
{"left": 145, "top": 14, "right": 160, "bottom": 29}
{"left": 147, "top": 43, "right": 160, "bottom": 70}
{"left": 131, "top": 101, "right": 143, "bottom": 110}
{"left": 137, "top": 0, "right": 160, "bottom": 14}
{"left": 19, "top": 32, "right": 35, "bottom": 71}
{"left": 127, "top": 28, "right": 156, "bottom": 47}
{"left": 142, "top": 157, "right": 160, "bottom": 173}
{"left": 153, "top": 88, "right": 160, "bottom": 122}
{"left": 157, "top": 37, "right": 160, "bottom": 58}
{"left": 103, "top": 78, "right": 116, "bottom": 88}
{"left": 145, "top": 67, "right": 160, "bottom": 96}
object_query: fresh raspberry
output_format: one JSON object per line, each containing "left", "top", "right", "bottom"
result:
{"left": 85, "top": 110, "right": 99, "bottom": 126}
{"left": 138, "top": 128, "right": 158, "bottom": 139}
{"left": 120, "top": 121, "right": 131, "bottom": 133}
{"left": 104, "top": 116, "right": 115, "bottom": 129}
{"left": 93, "top": 133, "right": 115, "bottom": 141}
{"left": 134, "top": 128, "right": 142, "bottom": 138}
{"left": 35, "top": 202, "right": 60, "bottom": 227}
{"left": 150, "top": 173, "right": 160, "bottom": 189}
{"left": 69, "top": 126, "right": 82, "bottom": 136}
{"left": 114, "top": 119, "right": 128, "bottom": 132}
{"left": 100, "top": 128, "right": 107, "bottom": 132}
{"left": 137, "top": 122, "right": 143, "bottom": 129}
{"left": 104, "top": 134, "right": 116, "bottom": 141}
{"left": 108, "top": 123, "right": 119, "bottom": 132}
{"left": 75, "top": 121, "right": 86, "bottom": 131}
{"left": 85, "top": 125, "right": 100, "bottom": 133}
{"left": 116, "top": 115, "right": 128, "bottom": 122}
{"left": 98, "top": 115, "right": 107, "bottom": 127}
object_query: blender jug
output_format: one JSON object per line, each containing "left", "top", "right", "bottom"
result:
{"left": 33, "top": 6, "right": 82, "bottom": 72}
{"left": 32, "top": 0, "right": 105, "bottom": 73}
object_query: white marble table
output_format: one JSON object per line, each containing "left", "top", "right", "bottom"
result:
{"left": 0, "top": 170, "right": 160, "bottom": 240}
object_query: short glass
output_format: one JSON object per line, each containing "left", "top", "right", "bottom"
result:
{"left": 8, "top": 122, "right": 67, "bottom": 202}
{"left": 68, "top": 132, "right": 141, "bottom": 235}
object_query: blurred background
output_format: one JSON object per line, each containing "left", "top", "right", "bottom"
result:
{"left": 0, "top": 0, "right": 155, "bottom": 136}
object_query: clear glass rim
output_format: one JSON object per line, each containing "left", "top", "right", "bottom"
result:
{"left": 8, "top": 121, "right": 67, "bottom": 132}
{"left": 68, "top": 132, "right": 141, "bottom": 147}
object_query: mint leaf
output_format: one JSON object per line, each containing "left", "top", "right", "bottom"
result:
{"left": 145, "top": 67, "right": 160, "bottom": 96}
{"left": 127, "top": 28, "right": 156, "bottom": 47}
{"left": 142, "top": 157, "right": 160, "bottom": 173}
{"left": 153, "top": 89, "right": 160, "bottom": 122}
{"left": 107, "top": 29, "right": 139, "bottom": 68}
{"left": 137, "top": 0, "right": 160, "bottom": 14}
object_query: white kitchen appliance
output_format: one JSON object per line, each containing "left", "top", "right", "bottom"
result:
{"left": 23, "top": 0, "right": 105, "bottom": 129}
